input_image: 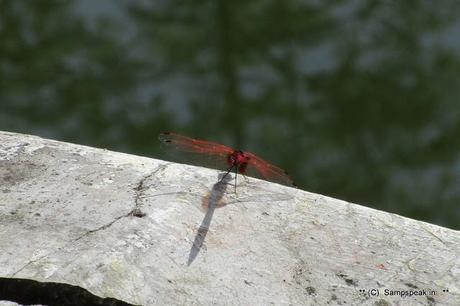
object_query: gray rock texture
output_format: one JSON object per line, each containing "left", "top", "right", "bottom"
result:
{"left": 0, "top": 131, "right": 459, "bottom": 305}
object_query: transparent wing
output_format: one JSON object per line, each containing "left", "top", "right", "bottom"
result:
{"left": 244, "top": 151, "right": 296, "bottom": 187}
{"left": 159, "top": 132, "right": 234, "bottom": 157}
{"left": 158, "top": 132, "right": 234, "bottom": 171}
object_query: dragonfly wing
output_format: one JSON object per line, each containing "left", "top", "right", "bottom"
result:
{"left": 159, "top": 132, "right": 236, "bottom": 172}
{"left": 244, "top": 151, "right": 296, "bottom": 187}
{"left": 159, "top": 132, "right": 234, "bottom": 157}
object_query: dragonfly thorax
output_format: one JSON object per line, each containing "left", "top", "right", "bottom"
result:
{"left": 227, "top": 150, "right": 250, "bottom": 169}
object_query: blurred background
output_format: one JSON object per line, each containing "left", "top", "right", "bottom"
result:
{"left": 1, "top": 1, "right": 459, "bottom": 229}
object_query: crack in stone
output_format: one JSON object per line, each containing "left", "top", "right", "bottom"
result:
{"left": 74, "top": 164, "right": 169, "bottom": 241}
{"left": 73, "top": 213, "right": 131, "bottom": 242}
{"left": 421, "top": 226, "right": 449, "bottom": 247}
{"left": 130, "top": 164, "right": 169, "bottom": 215}
{"left": 129, "top": 173, "right": 152, "bottom": 217}
{"left": 11, "top": 163, "right": 169, "bottom": 276}
{"left": 11, "top": 253, "right": 54, "bottom": 277}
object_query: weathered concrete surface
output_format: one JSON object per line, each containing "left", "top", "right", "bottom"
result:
{"left": 0, "top": 131, "right": 459, "bottom": 306}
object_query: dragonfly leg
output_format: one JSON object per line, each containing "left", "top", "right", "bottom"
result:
{"left": 220, "top": 165, "right": 234, "bottom": 182}
{"left": 234, "top": 166, "right": 238, "bottom": 193}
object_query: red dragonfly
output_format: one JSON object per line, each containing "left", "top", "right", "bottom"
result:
{"left": 159, "top": 132, "right": 296, "bottom": 188}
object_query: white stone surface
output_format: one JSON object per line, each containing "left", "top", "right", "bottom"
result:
{"left": 0, "top": 131, "right": 459, "bottom": 305}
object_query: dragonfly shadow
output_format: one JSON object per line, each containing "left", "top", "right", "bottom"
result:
{"left": 187, "top": 173, "right": 232, "bottom": 266}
